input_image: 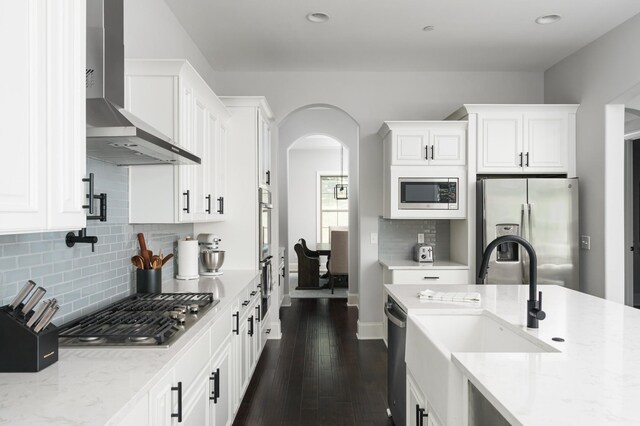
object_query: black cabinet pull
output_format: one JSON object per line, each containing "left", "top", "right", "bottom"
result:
{"left": 424, "top": 145, "right": 429, "bottom": 160}
{"left": 232, "top": 312, "right": 239, "bottom": 335}
{"left": 250, "top": 291, "right": 257, "bottom": 297}
{"left": 206, "top": 194, "right": 212, "bottom": 214}
{"left": 182, "top": 190, "right": 190, "bottom": 213}
{"left": 217, "top": 196, "right": 224, "bottom": 214}
{"left": 242, "top": 300, "right": 249, "bottom": 307}
{"left": 416, "top": 405, "right": 428, "bottom": 426}
{"left": 525, "top": 152, "right": 530, "bottom": 167}
{"left": 171, "top": 382, "right": 183, "bottom": 422}
{"left": 281, "top": 266, "right": 285, "bottom": 278}
{"left": 519, "top": 152, "right": 523, "bottom": 167}
{"left": 255, "top": 305, "right": 261, "bottom": 321}
{"left": 82, "top": 173, "right": 95, "bottom": 214}
{"left": 248, "top": 316, "right": 254, "bottom": 336}
{"left": 266, "top": 329, "right": 271, "bottom": 334}
{"left": 430, "top": 145, "right": 435, "bottom": 160}
{"left": 209, "top": 368, "right": 220, "bottom": 403}
{"left": 266, "top": 170, "right": 271, "bottom": 185}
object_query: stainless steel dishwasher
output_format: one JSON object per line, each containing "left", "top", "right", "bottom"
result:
{"left": 385, "top": 296, "right": 408, "bottom": 426}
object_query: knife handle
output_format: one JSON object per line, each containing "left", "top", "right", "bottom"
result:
{"left": 8, "top": 280, "right": 36, "bottom": 310}
{"left": 26, "top": 300, "right": 52, "bottom": 328}
{"left": 34, "top": 304, "right": 59, "bottom": 333}
{"left": 21, "top": 287, "right": 46, "bottom": 315}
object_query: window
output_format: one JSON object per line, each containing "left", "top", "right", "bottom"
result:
{"left": 319, "top": 175, "right": 348, "bottom": 243}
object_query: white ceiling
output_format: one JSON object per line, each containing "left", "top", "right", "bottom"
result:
{"left": 165, "top": 0, "right": 640, "bottom": 72}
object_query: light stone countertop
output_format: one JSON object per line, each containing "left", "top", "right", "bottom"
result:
{"left": 0, "top": 269, "right": 260, "bottom": 426}
{"left": 378, "top": 255, "right": 469, "bottom": 270}
{"left": 385, "top": 284, "right": 640, "bottom": 425}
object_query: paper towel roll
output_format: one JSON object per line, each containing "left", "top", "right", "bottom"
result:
{"left": 176, "top": 238, "right": 199, "bottom": 280}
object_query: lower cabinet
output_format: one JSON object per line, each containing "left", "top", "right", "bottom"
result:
{"left": 407, "top": 372, "right": 443, "bottom": 426}
{"left": 210, "top": 337, "right": 233, "bottom": 426}
{"left": 121, "top": 277, "right": 268, "bottom": 426}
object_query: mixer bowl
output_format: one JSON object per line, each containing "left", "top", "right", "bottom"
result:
{"left": 200, "top": 250, "right": 225, "bottom": 271}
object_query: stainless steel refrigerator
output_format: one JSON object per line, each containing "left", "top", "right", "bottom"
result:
{"left": 477, "top": 178, "right": 579, "bottom": 290}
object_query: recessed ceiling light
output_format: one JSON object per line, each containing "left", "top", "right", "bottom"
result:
{"left": 306, "top": 12, "right": 330, "bottom": 23}
{"left": 422, "top": 25, "right": 435, "bottom": 32}
{"left": 535, "top": 14, "right": 562, "bottom": 25}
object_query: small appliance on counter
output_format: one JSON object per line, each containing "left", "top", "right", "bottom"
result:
{"left": 197, "top": 233, "right": 225, "bottom": 276}
{"left": 413, "top": 243, "right": 434, "bottom": 263}
{"left": 0, "top": 280, "right": 60, "bottom": 372}
{"left": 176, "top": 236, "right": 200, "bottom": 280}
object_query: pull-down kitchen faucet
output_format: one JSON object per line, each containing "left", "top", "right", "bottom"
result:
{"left": 478, "top": 235, "right": 546, "bottom": 329}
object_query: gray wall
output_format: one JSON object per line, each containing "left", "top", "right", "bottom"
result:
{"left": 213, "top": 70, "right": 543, "bottom": 329}
{"left": 288, "top": 147, "right": 344, "bottom": 264}
{"left": 0, "top": 159, "right": 192, "bottom": 325}
{"left": 544, "top": 13, "right": 640, "bottom": 298}
{"left": 124, "top": 0, "right": 217, "bottom": 88}
{"left": 378, "top": 218, "right": 450, "bottom": 261}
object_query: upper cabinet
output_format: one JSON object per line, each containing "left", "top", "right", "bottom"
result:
{"left": 259, "top": 113, "right": 272, "bottom": 187}
{"left": 126, "top": 60, "right": 230, "bottom": 224}
{"left": 0, "top": 0, "right": 87, "bottom": 235}
{"left": 449, "top": 105, "right": 578, "bottom": 175}
{"left": 378, "top": 121, "right": 468, "bottom": 220}
{"left": 380, "top": 122, "right": 466, "bottom": 167}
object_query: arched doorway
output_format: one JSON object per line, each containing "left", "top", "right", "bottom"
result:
{"left": 278, "top": 105, "right": 359, "bottom": 308}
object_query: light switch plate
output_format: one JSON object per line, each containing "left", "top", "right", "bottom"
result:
{"left": 417, "top": 233, "right": 425, "bottom": 244}
{"left": 370, "top": 233, "right": 378, "bottom": 244}
{"left": 580, "top": 235, "right": 591, "bottom": 250}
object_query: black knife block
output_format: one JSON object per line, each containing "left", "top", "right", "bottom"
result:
{"left": 0, "top": 305, "right": 58, "bottom": 372}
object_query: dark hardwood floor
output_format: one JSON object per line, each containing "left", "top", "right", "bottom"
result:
{"left": 233, "top": 298, "right": 393, "bottom": 426}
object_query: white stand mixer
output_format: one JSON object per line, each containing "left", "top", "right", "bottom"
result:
{"left": 197, "top": 234, "right": 225, "bottom": 276}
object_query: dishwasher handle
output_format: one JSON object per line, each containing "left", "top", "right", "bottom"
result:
{"left": 384, "top": 303, "right": 407, "bottom": 328}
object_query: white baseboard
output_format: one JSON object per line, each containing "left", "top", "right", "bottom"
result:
{"left": 267, "top": 319, "right": 282, "bottom": 339}
{"left": 281, "top": 294, "right": 292, "bottom": 307}
{"left": 347, "top": 293, "right": 359, "bottom": 308}
{"left": 356, "top": 320, "right": 383, "bottom": 340}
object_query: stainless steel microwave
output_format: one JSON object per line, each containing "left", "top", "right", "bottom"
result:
{"left": 398, "top": 178, "right": 459, "bottom": 210}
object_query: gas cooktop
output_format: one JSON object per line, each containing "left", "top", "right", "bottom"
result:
{"left": 58, "top": 293, "right": 218, "bottom": 348}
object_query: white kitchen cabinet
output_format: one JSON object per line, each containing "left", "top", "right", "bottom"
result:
{"left": 448, "top": 105, "right": 578, "bottom": 175}
{"left": 126, "top": 59, "right": 230, "bottom": 224}
{"left": 380, "top": 122, "right": 466, "bottom": 166}
{"left": 407, "top": 372, "right": 443, "bottom": 426}
{"left": 210, "top": 337, "right": 233, "bottom": 426}
{"left": 148, "top": 368, "right": 177, "bottom": 426}
{"left": 259, "top": 112, "right": 272, "bottom": 187}
{"left": 0, "top": 0, "right": 86, "bottom": 235}
{"left": 389, "top": 269, "right": 470, "bottom": 285}
{"left": 220, "top": 97, "right": 274, "bottom": 192}
{"left": 181, "top": 365, "right": 211, "bottom": 426}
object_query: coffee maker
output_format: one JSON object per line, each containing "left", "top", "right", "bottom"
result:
{"left": 197, "top": 234, "right": 225, "bottom": 276}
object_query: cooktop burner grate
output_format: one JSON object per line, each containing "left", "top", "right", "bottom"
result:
{"left": 58, "top": 293, "right": 217, "bottom": 347}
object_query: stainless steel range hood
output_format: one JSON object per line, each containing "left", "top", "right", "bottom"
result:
{"left": 85, "top": 0, "right": 200, "bottom": 166}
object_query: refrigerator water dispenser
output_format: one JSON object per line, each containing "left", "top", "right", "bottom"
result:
{"left": 495, "top": 224, "right": 519, "bottom": 262}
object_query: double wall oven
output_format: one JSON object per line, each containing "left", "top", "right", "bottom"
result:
{"left": 258, "top": 188, "right": 272, "bottom": 320}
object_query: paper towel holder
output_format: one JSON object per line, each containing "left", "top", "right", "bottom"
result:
{"left": 176, "top": 236, "right": 200, "bottom": 280}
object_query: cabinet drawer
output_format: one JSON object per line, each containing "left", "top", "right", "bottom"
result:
{"left": 391, "top": 269, "right": 469, "bottom": 284}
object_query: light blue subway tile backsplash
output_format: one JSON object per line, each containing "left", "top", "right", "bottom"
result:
{"left": 0, "top": 158, "right": 193, "bottom": 325}
{"left": 378, "top": 217, "right": 450, "bottom": 261}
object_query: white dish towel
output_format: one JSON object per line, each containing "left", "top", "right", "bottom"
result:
{"left": 418, "top": 289, "right": 481, "bottom": 303}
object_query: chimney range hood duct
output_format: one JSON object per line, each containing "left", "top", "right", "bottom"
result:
{"left": 85, "top": 0, "right": 200, "bottom": 166}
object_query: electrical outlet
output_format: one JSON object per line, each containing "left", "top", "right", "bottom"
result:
{"left": 417, "top": 233, "right": 424, "bottom": 244}
{"left": 580, "top": 235, "right": 591, "bottom": 250}
{"left": 370, "top": 233, "right": 378, "bottom": 244}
